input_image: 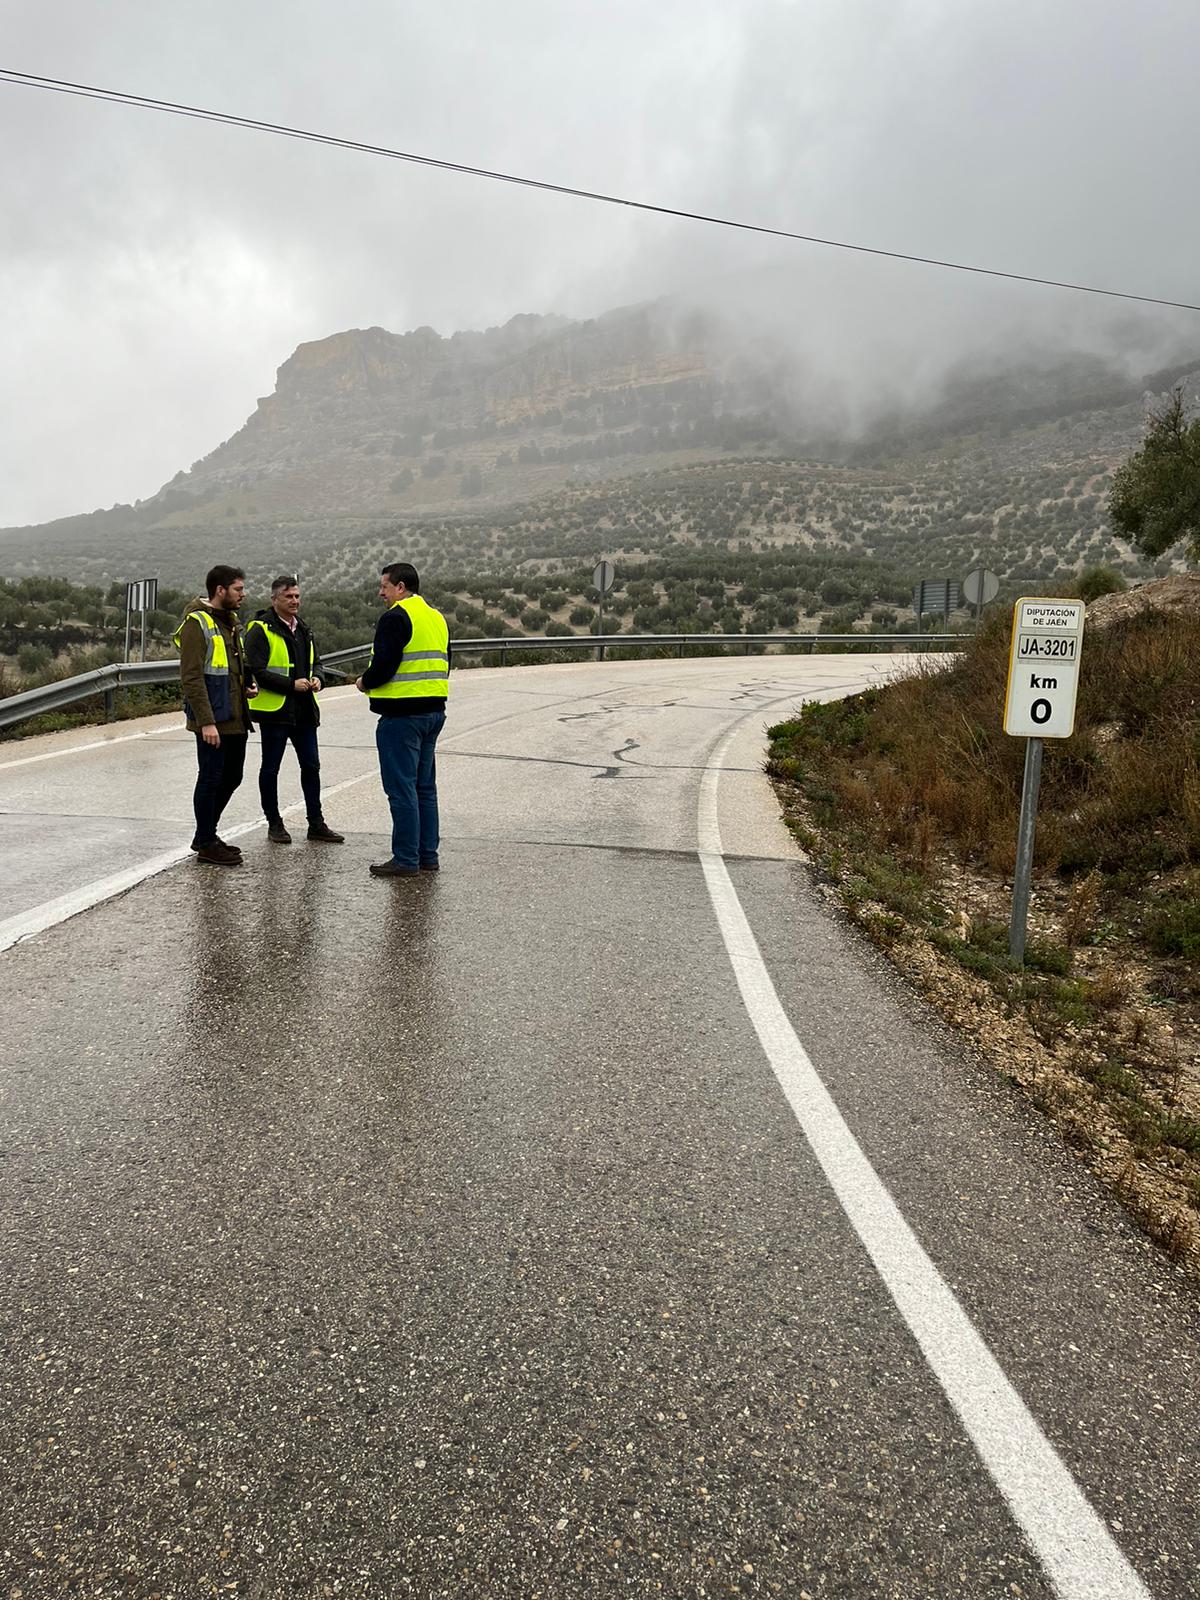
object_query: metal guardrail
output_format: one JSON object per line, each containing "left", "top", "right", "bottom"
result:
{"left": 325, "top": 633, "right": 964, "bottom": 670}
{"left": 0, "top": 634, "right": 964, "bottom": 732}
{"left": 0, "top": 658, "right": 179, "bottom": 730}
{"left": 442, "top": 632, "right": 962, "bottom": 663}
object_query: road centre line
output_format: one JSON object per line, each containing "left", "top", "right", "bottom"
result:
{"left": 697, "top": 713, "right": 1148, "bottom": 1600}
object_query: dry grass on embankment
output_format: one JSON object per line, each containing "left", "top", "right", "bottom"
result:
{"left": 766, "top": 584, "right": 1200, "bottom": 1274}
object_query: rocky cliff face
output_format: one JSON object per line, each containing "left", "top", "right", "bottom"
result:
{"left": 154, "top": 303, "right": 730, "bottom": 517}
{"left": 7, "top": 293, "right": 1199, "bottom": 569}
{"left": 147, "top": 299, "right": 1200, "bottom": 524}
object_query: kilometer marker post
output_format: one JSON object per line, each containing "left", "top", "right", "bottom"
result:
{"left": 1002, "top": 598, "right": 1086, "bottom": 964}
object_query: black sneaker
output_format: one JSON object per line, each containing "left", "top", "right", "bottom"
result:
{"left": 369, "top": 859, "right": 419, "bottom": 877}
{"left": 267, "top": 823, "right": 292, "bottom": 844}
{"left": 419, "top": 860, "right": 440, "bottom": 872}
{"left": 307, "top": 822, "right": 345, "bottom": 843}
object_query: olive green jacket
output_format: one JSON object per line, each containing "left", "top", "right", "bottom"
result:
{"left": 177, "top": 601, "right": 254, "bottom": 735}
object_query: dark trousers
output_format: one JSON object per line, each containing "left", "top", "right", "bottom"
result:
{"left": 192, "top": 733, "right": 247, "bottom": 847}
{"left": 258, "top": 721, "right": 323, "bottom": 826}
{"left": 375, "top": 712, "right": 445, "bottom": 868}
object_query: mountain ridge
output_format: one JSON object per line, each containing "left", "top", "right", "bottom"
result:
{"left": 2, "top": 296, "right": 1197, "bottom": 589}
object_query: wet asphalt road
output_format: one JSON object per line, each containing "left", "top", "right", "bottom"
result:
{"left": 1, "top": 658, "right": 1198, "bottom": 1599}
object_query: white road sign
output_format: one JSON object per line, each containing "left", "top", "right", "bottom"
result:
{"left": 126, "top": 578, "right": 158, "bottom": 613}
{"left": 1003, "top": 598, "right": 1085, "bottom": 738}
{"left": 963, "top": 568, "right": 1000, "bottom": 608}
{"left": 593, "top": 560, "right": 616, "bottom": 594}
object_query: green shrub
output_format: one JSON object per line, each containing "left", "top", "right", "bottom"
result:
{"left": 1077, "top": 565, "right": 1127, "bottom": 603}
{"left": 1144, "top": 887, "right": 1200, "bottom": 959}
{"left": 1023, "top": 940, "right": 1073, "bottom": 976}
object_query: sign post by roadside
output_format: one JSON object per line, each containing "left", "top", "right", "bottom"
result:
{"left": 593, "top": 559, "right": 615, "bottom": 662}
{"left": 1003, "top": 598, "right": 1085, "bottom": 964}
{"left": 124, "top": 577, "right": 158, "bottom": 664}
{"left": 962, "top": 567, "right": 1000, "bottom": 626}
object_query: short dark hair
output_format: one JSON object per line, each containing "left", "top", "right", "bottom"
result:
{"left": 271, "top": 574, "right": 300, "bottom": 596}
{"left": 206, "top": 564, "right": 244, "bottom": 598}
{"left": 381, "top": 562, "right": 420, "bottom": 593}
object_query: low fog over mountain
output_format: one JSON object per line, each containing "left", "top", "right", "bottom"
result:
{"left": 1, "top": 287, "right": 1195, "bottom": 591}
{"left": 5, "top": 0, "right": 1200, "bottom": 534}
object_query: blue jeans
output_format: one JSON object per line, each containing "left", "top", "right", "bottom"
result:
{"left": 375, "top": 712, "right": 445, "bottom": 868}
{"left": 258, "top": 721, "right": 323, "bottom": 826}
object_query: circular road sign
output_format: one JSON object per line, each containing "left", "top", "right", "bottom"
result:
{"left": 963, "top": 568, "right": 1000, "bottom": 608}
{"left": 593, "top": 560, "right": 616, "bottom": 594}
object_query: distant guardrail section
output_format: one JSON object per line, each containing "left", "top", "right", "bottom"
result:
{"left": 0, "top": 633, "right": 964, "bottom": 731}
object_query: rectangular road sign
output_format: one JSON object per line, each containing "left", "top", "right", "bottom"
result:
{"left": 126, "top": 578, "right": 158, "bottom": 614}
{"left": 1003, "top": 598, "right": 1085, "bottom": 738}
{"left": 912, "top": 579, "right": 960, "bottom": 617}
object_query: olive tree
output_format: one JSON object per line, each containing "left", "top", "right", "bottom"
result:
{"left": 1108, "top": 388, "right": 1200, "bottom": 563}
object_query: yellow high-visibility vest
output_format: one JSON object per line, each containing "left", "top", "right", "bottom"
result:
{"left": 246, "top": 618, "right": 317, "bottom": 713}
{"left": 173, "top": 608, "right": 234, "bottom": 722}
{"left": 367, "top": 596, "right": 450, "bottom": 702}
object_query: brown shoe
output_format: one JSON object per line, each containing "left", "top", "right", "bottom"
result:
{"left": 196, "top": 842, "right": 242, "bottom": 866}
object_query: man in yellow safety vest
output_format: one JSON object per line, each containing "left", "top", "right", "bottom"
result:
{"left": 355, "top": 562, "right": 449, "bottom": 877}
{"left": 245, "top": 575, "right": 344, "bottom": 846}
{"left": 175, "top": 564, "right": 255, "bottom": 867}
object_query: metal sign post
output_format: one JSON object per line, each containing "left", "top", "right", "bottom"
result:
{"left": 124, "top": 578, "right": 158, "bottom": 663}
{"left": 593, "top": 559, "right": 615, "bottom": 662}
{"left": 1009, "top": 737, "right": 1044, "bottom": 967}
{"left": 1003, "top": 598, "right": 1085, "bottom": 963}
{"left": 962, "top": 567, "right": 1000, "bottom": 627}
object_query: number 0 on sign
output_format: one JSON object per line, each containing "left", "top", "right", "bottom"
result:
{"left": 1003, "top": 598, "right": 1085, "bottom": 739}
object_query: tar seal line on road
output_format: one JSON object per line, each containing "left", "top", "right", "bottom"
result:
{"left": 697, "top": 713, "right": 1151, "bottom": 1600}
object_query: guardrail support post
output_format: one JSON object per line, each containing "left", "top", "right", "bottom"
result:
{"left": 104, "top": 688, "right": 116, "bottom": 721}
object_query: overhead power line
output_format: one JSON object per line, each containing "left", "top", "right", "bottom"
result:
{"left": 3, "top": 66, "right": 1198, "bottom": 315}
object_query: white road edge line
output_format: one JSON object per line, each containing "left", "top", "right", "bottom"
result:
{"left": 0, "top": 724, "right": 180, "bottom": 772}
{"left": 0, "top": 767, "right": 378, "bottom": 954}
{"left": 0, "top": 680, "right": 564, "bottom": 952}
{"left": 698, "top": 715, "right": 1150, "bottom": 1600}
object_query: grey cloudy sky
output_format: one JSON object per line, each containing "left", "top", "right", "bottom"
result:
{"left": 3, "top": 0, "right": 1199, "bottom": 527}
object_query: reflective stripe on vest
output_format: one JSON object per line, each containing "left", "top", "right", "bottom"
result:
{"left": 368, "top": 596, "right": 450, "bottom": 701}
{"left": 246, "top": 619, "right": 317, "bottom": 713}
{"left": 173, "top": 609, "right": 234, "bottom": 723}
{"left": 172, "top": 609, "right": 230, "bottom": 674}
